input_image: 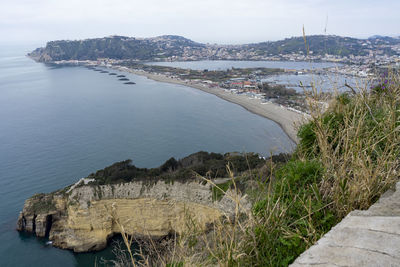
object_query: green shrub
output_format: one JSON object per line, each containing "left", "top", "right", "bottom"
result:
{"left": 248, "top": 159, "right": 337, "bottom": 266}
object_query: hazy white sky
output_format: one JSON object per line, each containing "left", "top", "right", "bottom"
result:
{"left": 1, "top": 0, "right": 399, "bottom": 45}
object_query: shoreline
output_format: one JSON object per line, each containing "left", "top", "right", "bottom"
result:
{"left": 118, "top": 67, "right": 307, "bottom": 144}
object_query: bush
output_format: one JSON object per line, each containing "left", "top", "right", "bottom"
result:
{"left": 248, "top": 159, "right": 336, "bottom": 266}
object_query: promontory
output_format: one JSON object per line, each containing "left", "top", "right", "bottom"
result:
{"left": 16, "top": 151, "right": 266, "bottom": 252}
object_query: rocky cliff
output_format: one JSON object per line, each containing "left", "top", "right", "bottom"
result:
{"left": 16, "top": 152, "right": 263, "bottom": 252}
{"left": 17, "top": 179, "right": 248, "bottom": 252}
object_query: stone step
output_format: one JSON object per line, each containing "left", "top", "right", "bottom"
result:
{"left": 291, "top": 182, "right": 400, "bottom": 267}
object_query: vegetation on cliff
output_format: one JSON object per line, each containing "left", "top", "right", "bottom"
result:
{"left": 86, "top": 151, "right": 266, "bottom": 185}
{"left": 27, "top": 193, "right": 57, "bottom": 214}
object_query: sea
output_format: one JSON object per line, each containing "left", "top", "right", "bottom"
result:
{"left": 0, "top": 46, "right": 297, "bottom": 266}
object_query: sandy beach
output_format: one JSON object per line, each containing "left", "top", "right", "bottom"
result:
{"left": 118, "top": 68, "right": 308, "bottom": 143}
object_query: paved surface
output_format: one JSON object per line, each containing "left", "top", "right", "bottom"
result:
{"left": 291, "top": 182, "right": 400, "bottom": 267}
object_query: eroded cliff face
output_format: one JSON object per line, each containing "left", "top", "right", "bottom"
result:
{"left": 17, "top": 180, "right": 247, "bottom": 252}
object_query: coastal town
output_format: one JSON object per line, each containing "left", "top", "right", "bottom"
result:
{"left": 160, "top": 39, "right": 400, "bottom": 68}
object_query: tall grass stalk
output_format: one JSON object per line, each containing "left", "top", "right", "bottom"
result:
{"left": 301, "top": 71, "right": 400, "bottom": 217}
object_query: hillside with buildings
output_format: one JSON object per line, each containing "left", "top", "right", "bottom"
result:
{"left": 28, "top": 35, "right": 400, "bottom": 64}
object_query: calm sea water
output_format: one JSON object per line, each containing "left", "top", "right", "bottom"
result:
{"left": 0, "top": 46, "right": 294, "bottom": 266}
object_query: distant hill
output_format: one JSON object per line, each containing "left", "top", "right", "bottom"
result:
{"left": 28, "top": 35, "right": 205, "bottom": 62}
{"left": 28, "top": 34, "right": 400, "bottom": 62}
{"left": 247, "top": 35, "right": 400, "bottom": 56}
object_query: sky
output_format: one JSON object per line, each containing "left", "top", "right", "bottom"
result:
{"left": 1, "top": 0, "right": 399, "bottom": 45}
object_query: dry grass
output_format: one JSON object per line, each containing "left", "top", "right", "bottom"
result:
{"left": 156, "top": 166, "right": 254, "bottom": 266}
{"left": 301, "top": 71, "right": 400, "bottom": 217}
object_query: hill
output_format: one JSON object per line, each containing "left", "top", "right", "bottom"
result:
{"left": 28, "top": 34, "right": 400, "bottom": 62}
{"left": 28, "top": 35, "right": 205, "bottom": 62}
{"left": 247, "top": 35, "right": 400, "bottom": 56}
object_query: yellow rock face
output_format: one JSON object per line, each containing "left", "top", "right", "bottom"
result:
{"left": 51, "top": 198, "right": 222, "bottom": 252}
{"left": 18, "top": 180, "right": 247, "bottom": 252}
